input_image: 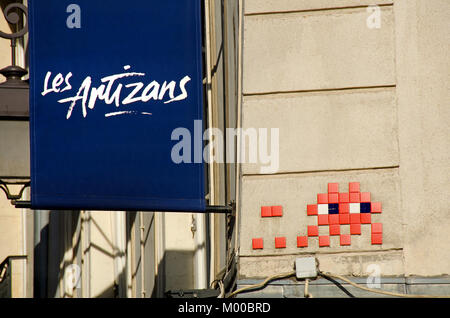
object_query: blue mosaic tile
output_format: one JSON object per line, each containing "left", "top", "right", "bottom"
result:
{"left": 328, "top": 203, "right": 339, "bottom": 214}
{"left": 360, "top": 202, "right": 371, "bottom": 213}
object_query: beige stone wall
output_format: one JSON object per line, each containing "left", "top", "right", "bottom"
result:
{"left": 88, "top": 212, "right": 116, "bottom": 297}
{"left": 238, "top": 0, "right": 450, "bottom": 278}
{"left": 395, "top": 0, "right": 450, "bottom": 276}
{"left": 242, "top": 88, "right": 399, "bottom": 174}
{"left": 243, "top": 6, "right": 395, "bottom": 94}
{"left": 0, "top": 198, "right": 23, "bottom": 262}
{"left": 0, "top": 195, "right": 25, "bottom": 297}
{"left": 244, "top": 0, "right": 394, "bottom": 15}
{"left": 163, "top": 213, "right": 195, "bottom": 291}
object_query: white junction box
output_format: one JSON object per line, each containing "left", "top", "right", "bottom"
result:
{"left": 295, "top": 257, "right": 317, "bottom": 279}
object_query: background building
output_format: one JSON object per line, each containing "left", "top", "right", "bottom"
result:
{"left": 0, "top": 0, "right": 240, "bottom": 298}
{"left": 0, "top": 0, "right": 449, "bottom": 298}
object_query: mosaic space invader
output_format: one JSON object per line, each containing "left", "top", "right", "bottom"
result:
{"left": 303, "top": 182, "right": 383, "bottom": 247}
{"left": 252, "top": 182, "right": 383, "bottom": 250}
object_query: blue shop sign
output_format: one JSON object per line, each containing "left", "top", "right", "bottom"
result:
{"left": 28, "top": 0, "right": 206, "bottom": 211}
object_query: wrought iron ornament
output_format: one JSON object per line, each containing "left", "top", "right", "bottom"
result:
{"left": 0, "top": 3, "right": 28, "bottom": 82}
{"left": 0, "top": 3, "right": 28, "bottom": 39}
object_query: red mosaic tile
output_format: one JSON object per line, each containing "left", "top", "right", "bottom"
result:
{"left": 339, "top": 203, "right": 350, "bottom": 214}
{"left": 319, "top": 236, "right": 330, "bottom": 247}
{"left": 339, "top": 214, "right": 350, "bottom": 225}
{"left": 350, "top": 224, "right": 361, "bottom": 235}
{"left": 329, "top": 214, "right": 339, "bottom": 225}
{"left": 328, "top": 183, "right": 339, "bottom": 193}
{"left": 272, "top": 205, "right": 283, "bottom": 217}
{"left": 297, "top": 236, "right": 308, "bottom": 248}
{"left": 371, "top": 233, "right": 382, "bottom": 245}
{"left": 360, "top": 213, "right": 371, "bottom": 224}
{"left": 350, "top": 213, "right": 361, "bottom": 224}
{"left": 360, "top": 192, "right": 371, "bottom": 203}
{"left": 307, "top": 204, "right": 318, "bottom": 216}
{"left": 340, "top": 234, "right": 351, "bottom": 246}
{"left": 371, "top": 223, "right": 383, "bottom": 234}
{"left": 275, "top": 237, "right": 286, "bottom": 248}
{"left": 307, "top": 225, "right": 319, "bottom": 237}
{"left": 349, "top": 182, "right": 360, "bottom": 193}
{"left": 339, "top": 193, "right": 350, "bottom": 203}
{"left": 328, "top": 193, "right": 339, "bottom": 204}
{"left": 318, "top": 215, "right": 329, "bottom": 225}
{"left": 317, "top": 193, "right": 328, "bottom": 204}
{"left": 261, "top": 206, "right": 272, "bottom": 218}
{"left": 350, "top": 192, "right": 361, "bottom": 203}
{"left": 329, "top": 224, "right": 340, "bottom": 236}
{"left": 252, "top": 238, "right": 263, "bottom": 249}
{"left": 371, "top": 202, "right": 382, "bottom": 213}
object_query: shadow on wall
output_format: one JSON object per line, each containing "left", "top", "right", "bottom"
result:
{"left": 33, "top": 210, "right": 196, "bottom": 298}
{"left": 94, "top": 249, "right": 195, "bottom": 299}
{"left": 159, "top": 250, "right": 195, "bottom": 297}
{"left": 34, "top": 210, "right": 121, "bottom": 298}
{"left": 33, "top": 222, "right": 48, "bottom": 298}
{"left": 36, "top": 211, "right": 84, "bottom": 298}
{"left": 48, "top": 211, "right": 81, "bottom": 298}
{"left": 91, "top": 250, "right": 194, "bottom": 298}
{"left": 94, "top": 270, "right": 126, "bottom": 298}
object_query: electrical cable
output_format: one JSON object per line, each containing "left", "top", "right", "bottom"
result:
{"left": 319, "top": 271, "right": 450, "bottom": 298}
{"left": 227, "top": 269, "right": 450, "bottom": 298}
{"left": 304, "top": 278, "right": 313, "bottom": 298}
{"left": 227, "top": 271, "right": 296, "bottom": 298}
{"left": 217, "top": 280, "right": 225, "bottom": 298}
